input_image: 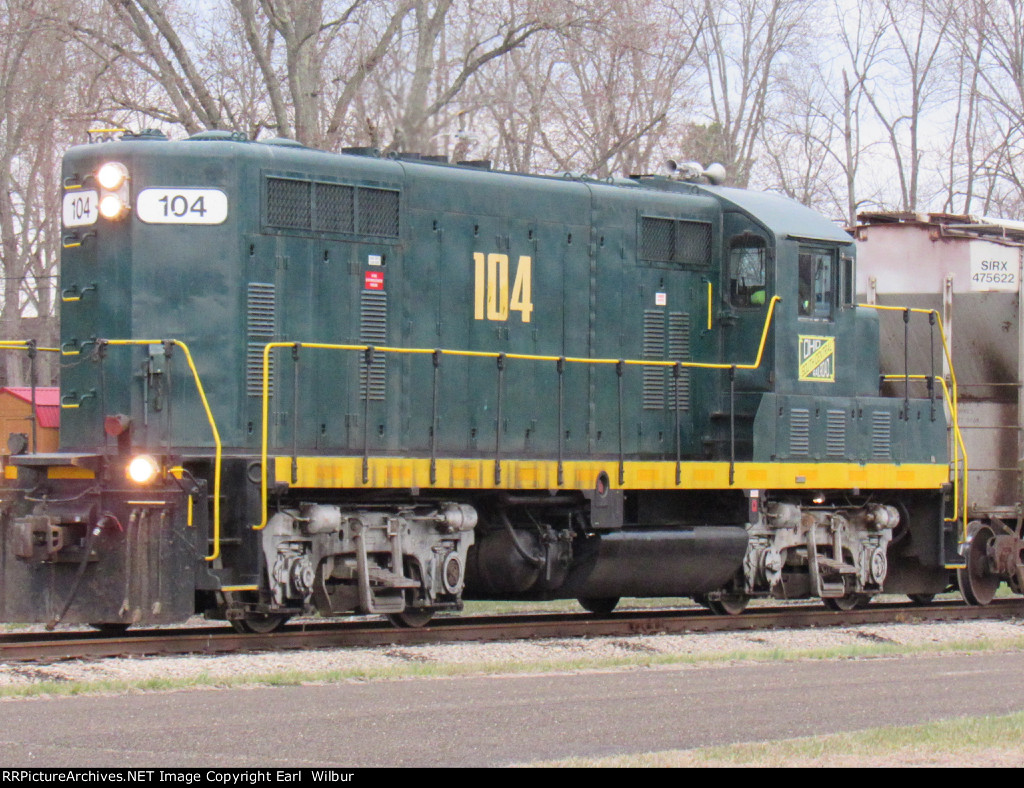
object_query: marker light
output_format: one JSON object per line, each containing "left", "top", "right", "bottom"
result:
{"left": 127, "top": 455, "right": 160, "bottom": 484}
{"left": 97, "top": 162, "right": 128, "bottom": 190}
{"left": 99, "top": 194, "right": 126, "bottom": 219}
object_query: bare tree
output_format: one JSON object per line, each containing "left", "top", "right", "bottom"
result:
{"left": 0, "top": 0, "right": 104, "bottom": 384}
{"left": 695, "top": 0, "right": 806, "bottom": 187}
{"left": 966, "top": 0, "right": 1024, "bottom": 214}
{"left": 755, "top": 0, "right": 889, "bottom": 224}
{"left": 848, "top": 0, "right": 956, "bottom": 212}
{"left": 466, "top": 0, "right": 706, "bottom": 177}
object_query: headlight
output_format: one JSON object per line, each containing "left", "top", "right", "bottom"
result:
{"left": 99, "top": 194, "right": 126, "bottom": 219}
{"left": 96, "top": 161, "right": 130, "bottom": 220}
{"left": 127, "top": 455, "right": 160, "bottom": 484}
{"left": 97, "top": 162, "right": 128, "bottom": 190}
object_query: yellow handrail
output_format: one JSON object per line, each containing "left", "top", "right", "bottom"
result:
{"left": 253, "top": 297, "right": 782, "bottom": 528}
{"left": 880, "top": 374, "right": 968, "bottom": 530}
{"left": 858, "top": 303, "right": 966, "bottom": 540}
{"left": 101, "top": 340, "right": 223, "bottom": 561}
{"left": 0, "top": 337, "right": 224, "bottom": 559}
{"left": 855, "top": 304, "right": 959, "bottom": 413}
{"left": 0, "top": 341, "right": 60, "bottom": 352}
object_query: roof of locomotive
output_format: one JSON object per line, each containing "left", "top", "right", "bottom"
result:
{"left": 65, "top": 132, "right": 855, "bottom": 245}
{"left": 694, "top": 184, "right": 854, "bottom": 246}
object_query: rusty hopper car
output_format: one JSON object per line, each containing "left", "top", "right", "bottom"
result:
{"left": 856, "top": 212, "right": 1024, "bottom": 603}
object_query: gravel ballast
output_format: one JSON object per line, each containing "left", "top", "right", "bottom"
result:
{"left": 1, "top": 617, "right": 1023, "bottom": 690}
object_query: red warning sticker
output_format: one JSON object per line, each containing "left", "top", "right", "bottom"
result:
{"left": 365, "top": 270, "right": 384, "bottom": 290}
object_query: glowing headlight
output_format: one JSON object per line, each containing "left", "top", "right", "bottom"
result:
{"left": 97, "top": 162, "right": 128, "bottom": 190}
{"left": 99, "top": 194, "right": 126, "bottom": 219}
{"left": 127, "top": 455, "right": 160, "bottom": 484}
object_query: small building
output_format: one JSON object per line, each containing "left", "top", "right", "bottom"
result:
{"left": 0, "top": 387, "right": 59, "bottom": 455}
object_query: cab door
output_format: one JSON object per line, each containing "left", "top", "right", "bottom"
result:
{"left": 721, "top": 214, "right": 775, "bottom": 392}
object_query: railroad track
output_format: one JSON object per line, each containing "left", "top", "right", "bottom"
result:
{"left": 2, "top": 600, "right": 1023, "bottom": 663}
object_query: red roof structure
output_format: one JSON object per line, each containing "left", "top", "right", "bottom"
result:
{"left": 1, "top": 387, "right": 60, "bottom": 429}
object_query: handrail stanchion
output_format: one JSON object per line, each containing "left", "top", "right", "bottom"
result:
{"left": 729, "top": 365, "right": 737, "bottom": 486}
{"left": 903, "top": 308, "right": 911, "bottom": 420}
{"left": 27, "top": 340, "right": 37, "bottom": 454}
{"left": 674, "top": 362, "right": 682, "bottom": 486}
{"left": 557, "top": 357, "right": 565, "bottom": 487}
{"left": 616, "top": 360, "right": 625, "bottom": 486}
{"left": 495, "top": 353, "right": 505, "bottom": 485}
{"left": 362, "top": 346, "right": 373, "bottom": 485}
{"left": 291, "top": 343, "right": 300, "bottom": 484}
{"left": 431, "top": 350, "right": 441, "bottom": 486}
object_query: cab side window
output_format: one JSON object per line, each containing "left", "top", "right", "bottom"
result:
{"left": 728, "top": 233, "right": 767, "bottom": 308}
{"left": 798, "top": 247, "right": 835, "bottom": 319}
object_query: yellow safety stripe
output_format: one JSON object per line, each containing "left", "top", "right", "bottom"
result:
{"left": 273, "top": 457, "right": 949, "bottom": 492}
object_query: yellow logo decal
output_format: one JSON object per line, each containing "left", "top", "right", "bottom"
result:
{"left": 798, "top": 335, "right": 835, "bottom": 382}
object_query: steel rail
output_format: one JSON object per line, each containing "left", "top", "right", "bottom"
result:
{"left": 3, "top": 600, "right": 1022, "bottom": 664}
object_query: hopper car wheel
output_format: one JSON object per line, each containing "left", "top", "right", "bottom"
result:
{"left": 958, "top": 523, "right": 1001, "bottom": 606}
{"left": 90, "top": 623, "right": 130, "bottom": 635}
{"left": 387, "top": 608, "right": 435, "bottom": 628}
{"left": 578, "top": 597, "right": 620, "bottom": 615}
{"left": 908, "top": 594, "right": 935, "bottom": 606}
{"left": 707, "top": 593, "right": 749, "bottom": 616}
{"left": 231, "top": 615, "right": 291, "bottom": 634}
{"left": 823, "top": 594, "right": 871, "bottom": 612}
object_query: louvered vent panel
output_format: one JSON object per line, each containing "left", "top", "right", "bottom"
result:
{"left": 667, "top": 312, "right": 691, "bottom": 411}
{"left": 871, "top": 411, "right": 892, "bottom": 460}
{"left": 789, "top": 408, "right": 811, "bottom": 456}
{"left": 266, "top": 178, "right": 310, "bottom": 229}
{"left": 357, "top": 187, "right": 400, "bottom": 237}
{"left": 314, "top": 183, "right": 354, "bottom": 233}
{"left": 246, "top": 282, "right": 276, "bottom": 397}
{"left": 642, "top": 310, "right": 666, "bottom": 410}
{"left": 359, "top": 291, "right": 388, "bottom": 401}
{"left": 826, "top": 409, "right": 846, "bottom": 457}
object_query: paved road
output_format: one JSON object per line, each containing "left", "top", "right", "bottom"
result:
{"left": 1, "top": 651, "right": 1023, "bottom": 767}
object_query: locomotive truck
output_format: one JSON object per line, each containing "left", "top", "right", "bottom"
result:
{"left": 0, "top": 130, "right": 1001, "bottom": 632}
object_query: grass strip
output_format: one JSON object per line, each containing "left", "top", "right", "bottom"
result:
{"left": 532, "top": 710, "right": 1024, "bottom": 767}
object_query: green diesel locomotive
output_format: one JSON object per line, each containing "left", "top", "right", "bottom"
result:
{"left": 0, "top": 131, "right": 975, "bottom": 631}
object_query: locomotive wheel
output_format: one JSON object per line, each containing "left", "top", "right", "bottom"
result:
{"left": 908, "top": 593, "right": 935, "bottom": 606}
{"left": 578, "top": 597, "right": 620, "bottom": 615}
{"left": 823, "top": 594, "right": 871, "bottom": 611}
{"left": 707, "top": 592, "right": 749, "bottom": 616}
{"left": 230, "top": 614, "right": 291, "bottom": 634}
{"left": 90, "top": 622, "right": 130, "bottom": 635}
{"left": 387, "top": 608, "right": 435, "bottom": 628}
{"left": 958, "top": 524, "right": 1001, "bottom": 606}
